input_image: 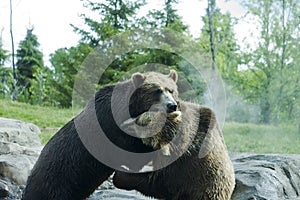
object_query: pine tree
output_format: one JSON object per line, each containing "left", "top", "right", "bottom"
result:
{"left": 16, "top": 27, "right": 44, "bottom": 101}
{"left": 0, "top": 31, "right": 11, "bottom": 97}
{"left": 140, "top": 0, "right": 188, "bottom": 32}
{"left": 0, "top": 30, "right": 9, "bottom": 67}
{"left": 72, "top": 0, "right": 145, "bottom": 47}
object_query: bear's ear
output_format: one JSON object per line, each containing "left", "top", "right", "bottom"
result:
{"left": 168, "top": 69, "right": 178, "bottom": 83}
{"left": 131, "top": 72, "right": 146, "bottom": 88}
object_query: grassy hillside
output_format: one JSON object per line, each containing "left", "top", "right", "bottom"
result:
{"left": 0, "top": 99, "right": 74, "bottom": 143}
{"left": 0, "top": 99, "right": 299, "bottom": 153}
{"left": 0, "top": 99, "right": 74, "bottom": 128}
{"left": 223, "top": 122, "right": 300, "bottom": 154}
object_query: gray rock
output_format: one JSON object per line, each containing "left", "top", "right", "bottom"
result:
{"left": 0, "top": 176, "right": 23, "bottom": 199}
{"left": 0, "top": 154, "right": 39, "bottom": 185}
{"left": 0, "top": 118, "right": 42, "bottom": 187}
{"left": 89, "top": 177, "right": 152, "bottom": 200}
{"left": 88, "top": 154, "right": 300, "bottom": 200}
{"left": 231, "top": 153, "right": 300, "bottom": 200}
{"left": 0, "top": 179, "right": 9, "bottom": 198}
{"left": 0, "top": 117, "right": 41, "bottom": 147}
{"left": 90, "top": 187, "right": 152, "bottom": 200}
{"left": 92, "top": 176, "right": 153, "bottom": 199}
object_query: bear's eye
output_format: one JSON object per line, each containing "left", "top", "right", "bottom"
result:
{"left": 168, "top": 89, "right": 174, "bottom": 94}
{"left": 155, "top": 88, "right": 163, "bottom": 94}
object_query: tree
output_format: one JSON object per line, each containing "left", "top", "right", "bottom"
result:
{"left": 16, "top": 27, "right": 44, "bottom": 103}
{"left": 72, "top": 0, "right": 145, "bottom": 47}
{"left": 50, "top": 43, "right": 92, "bottom": 107}
{"left": 69, "top": 0, "right": 148, "bottom": 93}
{"left": 198, "top": 9, "right": 240, "bottom": 81}
{"left": 10, "top": 0, "right": 17, "bottom": 101}
{"left": 136, "top": 0, "right": 190, "bottom": 70}
{"left": 69, "top": 0, "right": 200, "bottom": 106}
{"left": 238, "top": 0, "right": 300, "bottom": 123}
{"left": 206, "top": 0, "right": 216, "bottom": 71}
{"left": 139, "top": 0, "right": 188, "bottom": 32}
{"left": 0, "top": 30, "right": 11, "bottom": 97}
{"left": 48, "top": 0, "right": 146, "bottom": 107}
{"left": 0, "top": 29, "right": 9, "bottom": 67}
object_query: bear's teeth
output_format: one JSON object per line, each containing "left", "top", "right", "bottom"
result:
{"left": 120, "top": 165, "right": 130, "bottom": 171}
{"left": 161, "top": 145, "right": 171, "bottom": 156}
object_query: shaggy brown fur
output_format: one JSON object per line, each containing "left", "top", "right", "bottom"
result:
{"left": 113, "top": 101, "right": 235, "bottom": 200}
{"left": 121, "top": 111, "right": 181, "bottom": 156}
{"left": 22, "top": 70, "right": 179, "bottom": 200}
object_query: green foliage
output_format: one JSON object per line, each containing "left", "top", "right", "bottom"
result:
{"left": 1, "top": 0, "right": 297, "bottom": 128}
{"left": 139, "top": 0, "right": 188, "bottom": 32}
{"left": 16, "top": 27, "right": 44, "bottom": 104}
{"left": 64, "top": 0, "right": 199, "bottom": 108}
{"left": 0, "top": 33, "right": 9, "bottom": 66}
{"left": 0, "top": 32, "right": 11, "bottom": 98}
{"left": 198, "top": 9, "right": 240, "bottom": 80}
{"left": 49, "top": 43, "right": 92, "bottom": 107}
{"left": 72, "top": 0, "right": 145, "bottom": 46}
{"left": 236, "top": 0, "right": 300, "bottom": 124}
{"left": 0, "top": 67, "right": 13, "bottom": 98}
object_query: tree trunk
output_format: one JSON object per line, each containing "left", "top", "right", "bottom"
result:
{"left": 10, "top": 0, "right": 17, "bottom": 101}
{"left": 207, "top": 0, "right": 216, "bottom": 71}
{"left": 260, "top": 98, "right": 271, "bottom": 124}
{"left": 278, "top": 0, "right": 287, "bottom": 114}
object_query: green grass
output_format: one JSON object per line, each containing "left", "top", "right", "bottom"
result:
{"left": 0, "top": 99, "right": 74, "bottom": 128}
{"left": 0, "top": 99, "right": 74, "bottom": 144}
{"left": 38, "top": 128, "right": 59, "bottom": 144}
{"left": 223, "top": 122, "right": 300, "bottom": 154}
{"left": 1, "top": 99, "right": 299, "bottom": 152}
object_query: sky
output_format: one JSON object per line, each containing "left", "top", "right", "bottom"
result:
{"left": 0, "top": 0, "right": 257, "bottom": 66}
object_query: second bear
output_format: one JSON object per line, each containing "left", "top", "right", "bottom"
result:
{"left": 113, "top": 101, "right": 235, "bottom": 200}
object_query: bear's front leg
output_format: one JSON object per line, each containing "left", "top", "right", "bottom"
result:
{"left": 113, "top": 171, "right": 167, "bottom": 199}
{"left": 113, "top": 170, "right": 146, "bottom": 190}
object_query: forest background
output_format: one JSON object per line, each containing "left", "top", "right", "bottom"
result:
{"left": 0, "top": 0, "right": 299, "bottom": 153}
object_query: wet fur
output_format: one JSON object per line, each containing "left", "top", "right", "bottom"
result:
{"left": 113, "top": 101, "right": 235, "bottom": 200}
{"left": 23, "top": 71, "right": 179, "bottom": 200}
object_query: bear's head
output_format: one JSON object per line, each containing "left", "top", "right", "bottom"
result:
{"left": 129, "top": 70, "right": 179, "bottom": 118}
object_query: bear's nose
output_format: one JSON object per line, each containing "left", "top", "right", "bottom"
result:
{"left": 167, "top": 102, "right": 177, "bottom": 113}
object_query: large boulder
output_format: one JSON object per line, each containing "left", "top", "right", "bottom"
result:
{"left": 0, "top": 118, "right": 41, "bottom": 147}
{"left": 88, "top": 154, "right": 300, "bottom": 200}
{"left": 0, "top": 176, "right": 24, "bottom": 200}
{"left": 88, "top": 177, "right": 152, "bottom": 200}
{"left": 0, "top": 117, "right": 43, "bottom": 198}
{"left": 231, "top": 153, "right": 300, "bottom": 200}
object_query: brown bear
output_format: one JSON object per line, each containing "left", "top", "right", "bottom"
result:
{"left": 113, "top": 101, "right": 235, "bottom": 200}
{"left": 22, "top": 70, "right": 179, "bottom": 200}
{"left": 120, "top": 110, "right": 182, "bottom": 156}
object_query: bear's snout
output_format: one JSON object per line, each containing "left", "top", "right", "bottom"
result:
{"left": 167, "top": 102, "right": 177, "bottom": 113}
